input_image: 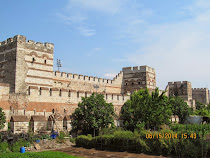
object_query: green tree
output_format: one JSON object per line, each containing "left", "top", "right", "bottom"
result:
{"left": 169, "top": 96, "right": 190, "bottom": 124}
{"left": 71, "top": 93, "right": 116, "bottom": 136}
{"left": 121, "top": 88, "right": 172, "bottom": 131}
{"left": 0, "top": 107, "right": 6, "bottom": 130}
{"left": 194, "top": 108, "right": 210, "bottom": 117}
{"left": 196, "top": 101, "right": 206, "bottom": 110}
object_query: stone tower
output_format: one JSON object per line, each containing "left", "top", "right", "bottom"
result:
{"left": 192, "top": 88, "right": 209, "bottom": 105}
{"left": 167, "top": 81, "right": 195, "bottom": 108}
{"left": 122, "top": 66, "right": 156, "bottom": 94}
{"left": 0, "top": 35, "right": 54, "bottom": 93}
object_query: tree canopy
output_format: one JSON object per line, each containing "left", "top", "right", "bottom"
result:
{"left": 71, "top": 93, "right": 116, "bottom": 136}
{"left": 195, "top": 101, "right": 206, "bottom": 110}
{"left": 0, "top": 107, "right": 6, "bottom": 130}
{"left": 121, "top": 88, "right": 172, "bottom": 131}
{"left": 169, "top": 96, "right": 191, "bottom": 123}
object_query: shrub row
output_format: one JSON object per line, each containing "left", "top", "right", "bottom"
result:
{"left": 170, "top": 124, "right": 210, "bottom": 133}
{"left": 76, "top": 130, "right": 210, "bottom": 157}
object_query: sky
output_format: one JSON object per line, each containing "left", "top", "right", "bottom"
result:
{"left": 0, "top": 0, "right": 210, "bottom": 90}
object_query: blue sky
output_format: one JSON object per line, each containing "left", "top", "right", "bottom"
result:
{"left": 1, "top": 0, "right": 210, "bottom": 90}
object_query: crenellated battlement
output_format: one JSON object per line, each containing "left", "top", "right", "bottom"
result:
{"left": 122, "top": 65, "right": 155, "bottom": 73}
{"left": 54, "top": 71, "right": 116, "bottom": 84}
{"left": 0, "top": 35, "right": 54, "bottom": 50}
{"left": 192, "top": 88, "right": 208, "bottom": 91}
{"left": 168, "top": 81, "right": 190, "bottom": 85}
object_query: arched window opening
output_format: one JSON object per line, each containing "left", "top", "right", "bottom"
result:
{"left": 44, "top": 60, "right": 47, "bottom": 64}
{"left": 32, "top": 57, "right": 35, "bottom": 63}
{"left": 106, "top": 94, "right": 108, "bottom": 99}
{"left": 138, "top": 82, "right": 141, "bottom": 85}
{"left": 68, "top": 90, "right": 71, "bottom": 97}
{"left": 52, "top": 109, "right": 55, "bottom": 114}
{"left": 125, "top": 83, "right": 127, "bottom": 86}
{"left": 132, "top": 82, "right": 134, "bottom": 85}
{"left": 77, "top": 92, "right": 79, "bottom": 98}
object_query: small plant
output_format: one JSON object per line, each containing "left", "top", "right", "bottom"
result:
{"left": 40, "top": 134, "right": 52, "bottom": 140}
{"left": 70, "top": 138, "right": 76, "bottom": 143}
{"left": 10, "top": 138, "right": 31, "bottom": 152}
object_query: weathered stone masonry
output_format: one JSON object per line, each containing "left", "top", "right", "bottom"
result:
{"left": 0, "top": 35, "right": 208, "bottom": 133}
{"left": 0, "top": 35, "right": 156, "bottom": 132}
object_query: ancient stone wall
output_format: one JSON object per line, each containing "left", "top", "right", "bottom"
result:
{"left": 123, "top": 66, "right": 156, "bottom": 94}
{"left": 192, "top": 88, "right": 209, "bottom": 105}
{"left": 0, "top": 37, "right": 17, "bottom": 92}
{"left": 167, "top": 81, "right": 192, "bottom": 100}
{"left": 0, "top": 35, "right": 158, "bottom": 133}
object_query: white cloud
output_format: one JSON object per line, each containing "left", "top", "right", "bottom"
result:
{"left": 87, "top": 47, "right": 102, "bottom": 56}
{"left": 77, "top": 26, "right": 96, "bottom": 37}
{"left": 120, "top": 1, "right": 210, "bottom": 90}
{"left": 104, "top": 73, "right": 116, "bottom": 79}
{"left": 67, "top": 0, "right": 125, "bottom": 15}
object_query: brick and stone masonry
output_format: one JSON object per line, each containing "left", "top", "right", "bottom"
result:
{"left": 0, "top": 35, "right": 157, "bottom": 133}
{"left": 0, "top": 35, "right": 208, "bottom": 133}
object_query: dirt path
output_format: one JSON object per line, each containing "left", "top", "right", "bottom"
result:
{"left": 54, "top": 146, "right": 174, "bottom": 158}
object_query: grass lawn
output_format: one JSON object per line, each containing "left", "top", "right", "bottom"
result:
{"left": 0, "top": 151, "right": 83, "bottom": 158}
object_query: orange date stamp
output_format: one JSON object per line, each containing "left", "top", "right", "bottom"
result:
{"left": 146, "top": 133, "right": 197, "bottom": 139}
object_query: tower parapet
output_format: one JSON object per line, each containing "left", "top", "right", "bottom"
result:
{"left": 0, "top": 35, "right": 54, "bottom": 53}
{"left": 123, "top": 66, "right": 155, "bottom": 73}
{"left": 192, "top": 88, "right": 209, "bottom": 105}
{"left": 122, "top": 65, "right": 156, "bottom": 93}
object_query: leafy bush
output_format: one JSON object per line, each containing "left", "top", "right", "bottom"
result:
{"left": 70, "top": 138, "right": 76, "bottom": 143}
{"left": 170, "top": 124, "right": 210, "bottom": 134}
{"left": 75, "top": 129, "right": 209, "bottom": 157}
{"left": 75, "top": 135, "right": 93, "bottom": 148}
{"left": 100, "top": 127, "right": 124, "bottom": 135}
{"left": 40, "top": 134, "right": 52, "bottom": 140}
{"left": 10, "top": 139, "right": 31, "bottom": 152}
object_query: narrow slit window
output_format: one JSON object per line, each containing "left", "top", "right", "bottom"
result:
{"left": 39, "top": 88, "right": 42, "bottom": 95}
{"left": 50, "top": 89, "right": 52, "bottom": 96}
{"left": 28, "top": 87, "right": 30, "bottom": 95}
{"left": 59, "top": 89, "right": 62, "bottom": 97}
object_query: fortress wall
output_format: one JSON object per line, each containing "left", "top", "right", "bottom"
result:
{"left": 27, "top": 87, "right": 129, "bottom": 105}
{"left": 123, "top": 66, "right": 156, "bottom": 93}
{"left": 192, "top": 88, "right": 209, "bottom": 104}
{"left": 0, "top": 37, "right": 17, "bottom": 92}
{"left": 53, "top": 71, "right": 123, "bottom": 94}
{"left": 168, "top": 81, "right": 192, "bottom": 100}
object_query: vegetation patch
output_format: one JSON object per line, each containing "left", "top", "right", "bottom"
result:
{"left": 0, "top": 151, "right": 81, "bottom": 158}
